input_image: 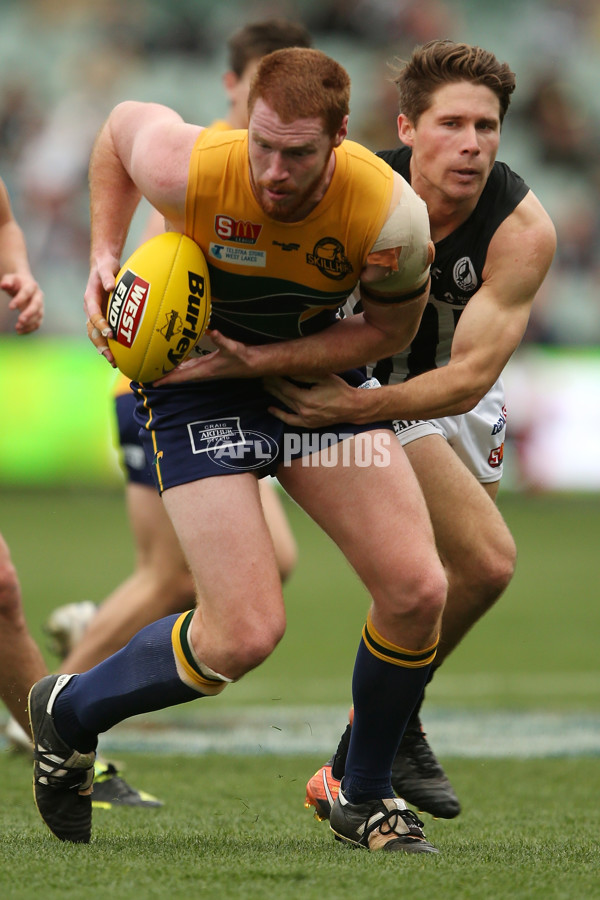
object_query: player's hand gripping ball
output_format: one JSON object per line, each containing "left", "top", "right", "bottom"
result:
{"left": 107, "top": 232, "right": 211, "bottom": 382}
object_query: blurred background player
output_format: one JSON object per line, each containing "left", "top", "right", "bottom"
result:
{"left": 0, "top": 175, "right": 161, "bottom": 807}
{"left": 265, "top": 40, "right": 556, "bottom": 821}
{"left": 0, "top": 176, "right": 47, "bottom": 736}
{"left": 6, "top": 18, "right": 310, "bottom": 796}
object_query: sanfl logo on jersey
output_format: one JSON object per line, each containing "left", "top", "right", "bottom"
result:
{"left": 453, "top": 257, "right": 478, "bottom": 292}
{"left": 215, "top": 215, "right": 262, "bottom": 245}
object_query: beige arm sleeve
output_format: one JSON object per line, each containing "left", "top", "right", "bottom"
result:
{"left": 363, "top": 173, "right": 433, "bottom": 299}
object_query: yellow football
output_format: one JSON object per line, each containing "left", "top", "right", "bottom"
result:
{"left": 107, "top": 232, "right": 211, "bottom": 382}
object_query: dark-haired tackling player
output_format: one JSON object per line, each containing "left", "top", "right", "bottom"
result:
{"left": 266, "top": 40, "right": 556, "bottom": 821}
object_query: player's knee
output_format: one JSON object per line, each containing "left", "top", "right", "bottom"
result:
{"left": 381, "top": 563, "right": 447, "bottom": 630}
{"left": 409, "top": 566, "right": 448, "bottom": 626}
{"left": 222, "top": 616, "right": 286, "bottom": 679}
{"left": 461, "top": 532, "right": 516, "bottom": 604}
{"left": 245, "top": 617, "right": 286, "bottom": 668}
{"left": 485, "top": 537, "right": 516, "bottom": 598}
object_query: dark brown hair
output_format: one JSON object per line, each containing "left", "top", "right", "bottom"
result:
{"left": 392, "top": 40, "right": 516, "bottom": 124}
{"left": 248, "top": 48, "right": 350, "bottom": 137}
{"left": 227, "top": 19, "right": 312, "bottom": 78}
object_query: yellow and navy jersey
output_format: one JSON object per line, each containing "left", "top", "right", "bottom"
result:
{"left": 111, "top": 118, "right": 236, "bottom": 400}
{"left": 185, "top": 129, "right": 394, "bottom": 345}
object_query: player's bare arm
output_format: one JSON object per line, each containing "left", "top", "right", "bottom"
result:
{"left": 266, "top": 190, "right": 556, "bottom": 426}
{"left": 156, "top": 286, "right": 429, "bottom": 384}
{"left": 0, "top": 180, "right": 44, "bottom": 334}
{"left": 85, "top": 102, "right": 201, "bottom": 359}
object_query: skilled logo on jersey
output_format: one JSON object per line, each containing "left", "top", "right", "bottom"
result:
{"left": 453, "top": 257, "right": 478, "bottom": 292}
{"left": 272, "top": 240, "right": 300, "bottom": 252}
{"left": 307, "top": 238, "right": 353, "bottom": 281}
{"left": 215, "top": 214, "right": 262, "bottom": 244}
{"left": 108, "top": 269, "right": 149, "bottom": 348}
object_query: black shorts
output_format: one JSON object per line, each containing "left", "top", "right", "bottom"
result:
{"left": 115, "top": 390, "right": 155, "bottom": 487}
{"left": 132, "top": 370, "right": 393, "bottom": 494}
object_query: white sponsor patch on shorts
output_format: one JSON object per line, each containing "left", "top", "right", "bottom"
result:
{"left": 187, "top": 417, "right": 245, "bottom": 454}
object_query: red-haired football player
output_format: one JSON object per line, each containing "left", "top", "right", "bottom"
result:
{"left": 30, "top": 46, "right": 444, "bottom": 853}
{"left": 42, "top": 20, "right": 311, "bottom": 678}
{"left": 17, "top": 21, "right": 313, "bottom": 804}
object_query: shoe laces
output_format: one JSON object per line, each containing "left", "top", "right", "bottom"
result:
{"left": 34, "top": 744, "right": 95, "bottom": 792}
{"left": 365, "top": 806, "right": 426, "bottom": 846}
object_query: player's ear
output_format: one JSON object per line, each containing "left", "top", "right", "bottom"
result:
{"left": 222, "top": 70, "right": 239, "bottom": 99}
{"left": 333, "top": 115, "right": 349, "bottom": 147}
{"left": 397, "top": 114, "right": 414, "bottom": 146}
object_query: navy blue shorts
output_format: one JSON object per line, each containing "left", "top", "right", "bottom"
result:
{"left": 115, "top": 390, "right": 155, "bottom": 487}
{"left": 132, "top": 370, "right": 393, "bottom": 494}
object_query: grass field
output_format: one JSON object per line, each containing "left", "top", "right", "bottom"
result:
{"left": 1, "top": 753, "right": 599, "bottom": 900}
{"left": 1, "top": 487, "right": 599, "bottom": 898}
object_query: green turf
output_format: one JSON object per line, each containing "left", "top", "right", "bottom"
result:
{"left": 1, "top": 488, "right": 600, "bottom": 898}
{"left": 1, "top": 487, "right": 599, "bottom": 710}
{"left": 1, "top": 752, "right": 599, "bottom": 900}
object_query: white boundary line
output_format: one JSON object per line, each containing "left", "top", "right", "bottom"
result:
{"left": 38, "top": 707, "right": 600, "bottom": 758}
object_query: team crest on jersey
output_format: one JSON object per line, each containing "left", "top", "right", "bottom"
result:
{"left": 453, "top": 257, "right": 478, "bottom": 292}
{"left": 307, "top": 238, "right": 353, "bottom": 281}
{"left": 214, "top": 215, "right": 262, "bottom": 245}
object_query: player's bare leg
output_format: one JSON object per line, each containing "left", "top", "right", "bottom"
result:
{"left": 0, "top": 532, "right": 47, "bottom": 734}
{"left": 305, "top": 434, "right": 515, "bottom": 821}
{"left": 258, "top": 479, "right": 298, "bottom": 584}
{"left": 163, "top": 473, "right": 287, "bottom": 680}
{"left": 61, "top": 484, "right": 195, "bottom": 672}
{"left": 54, "top": 479, "right": 295, "bottom": 673}
{"left": 405, "top": 434, "right": 515, "bottom": 665}
{"left": 385, "top": 435, "right": 515, "bottom": 816}
{"left": 29, "top": 471, "right": 286, "bottom": 842}
{"left": 280, "top": 431, "right": 446, "bottom": 852}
